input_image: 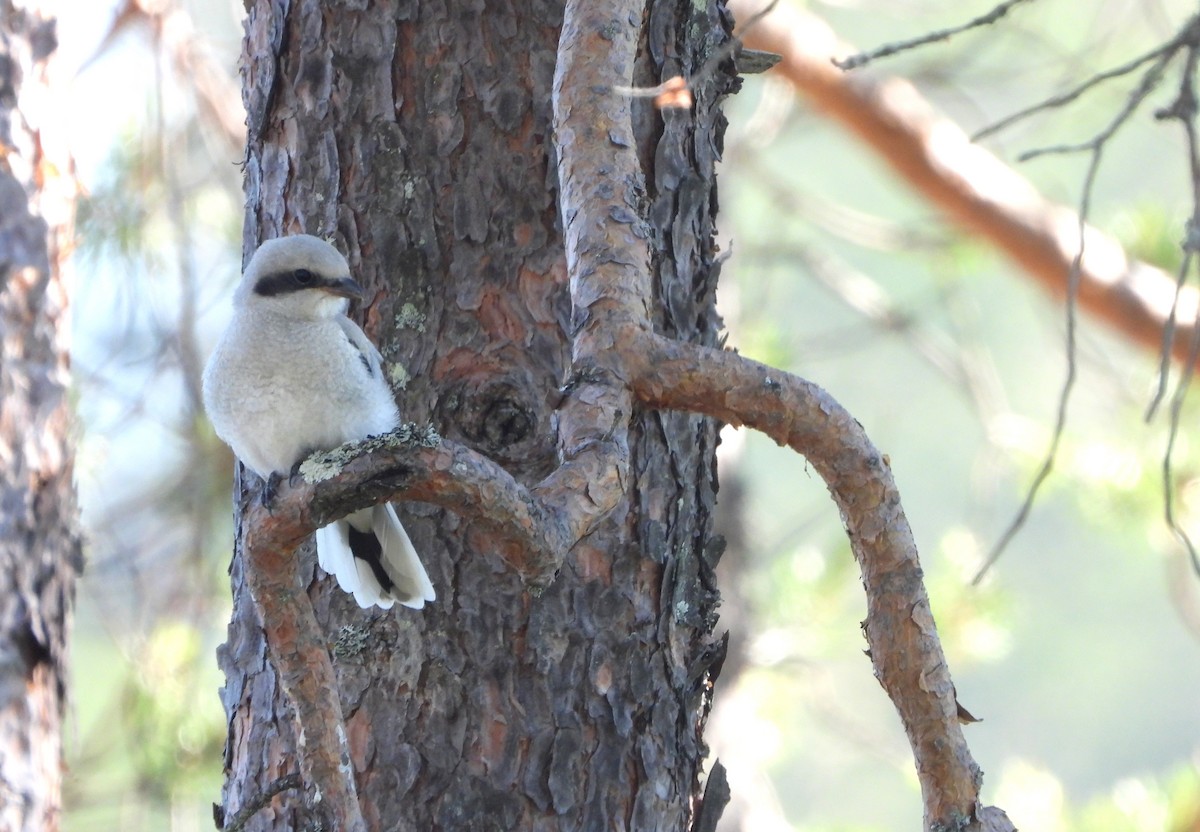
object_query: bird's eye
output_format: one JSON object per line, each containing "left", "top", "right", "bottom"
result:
{"left": 293, "top": 269, "right": 316, "bottom": 286}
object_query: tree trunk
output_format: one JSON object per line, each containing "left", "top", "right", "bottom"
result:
{"left": 0, "top": 4, "right": 81, "bottom": 831}
{"left": 219, "top": 0, "right": 734, "bottom": 829}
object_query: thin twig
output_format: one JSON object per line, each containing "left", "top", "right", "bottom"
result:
{"left": 974, "top": 48, "right": 1181, "bottom": 580}
{"left": 1146, "top": 250, "right": 1194, "bottom": 421}
{"left": 973, "top": 40, "right": 1182, "bottom": 141}
{"left": 833, "top": 0, "right": 1038, "bottom": 71}
{"left": 972, "top": 146, "right": 1103, "bottom": 584}
{"left": 1147, "top": 42, "right": 1200, "bottom": 421}
{"left": 614, "top": 0, "right": 780, "bottom": 103}
{"left": 1017, "top": 46, "right": 1175, "bottom": 162}
{"left": 1163, "top": 261, "right": 1200, "bottom": 576}
{"left": 1151, "top": 43, "right": 1200, "bottom": 576}
{"left": 222, "top": 773, "right": 303, "bottom": 832}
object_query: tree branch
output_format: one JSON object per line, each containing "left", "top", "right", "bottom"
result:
{"left": 730, "top": 0, "right": 1200, "bottom": 371}
{"left": 627, "top": 331, "right": 1014, "bottom": 830}
{"left": 235, "top": 2, "right": 1019, "bottom": 829}
{"left": 536, "top": 0, "right": 651, "bottom": 549}
{"left": 235, "top": 430, "right": 570, "bottom": 828}
{"left": 276, "top": 428, "right": 570, "bottom": 580}
{"left": 237, "top": 477, "right": 365, "bottom": 832}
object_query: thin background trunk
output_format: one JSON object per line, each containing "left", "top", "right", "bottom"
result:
{"left": 220, "top": 0, "right": 735, "bottom": 828}
{"left": 0, "top": 3, "right": 81, "bottom": 830}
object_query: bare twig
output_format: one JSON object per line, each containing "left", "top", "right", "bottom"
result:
{"left": 1147, "top": 42, "right": 1200, "bottom": 421}
{"left": 1163, "top": 276, "right": 1200, "bottom": 576}
{"left": 834, "top": 0, "right": 1038, "bottom": 71}
{"left": 973, "top": 39, "right": 1183, "bottom": 141}
{"left": 974, "top": 22, "right": 1189, "bottom": 576}
{"left": 1146, "top": 249, "right": 1196, "bottom": 421}
{"left": 972, "top": 141, "right": 1106, "bottom": 583}
{"left": 729, "top": 0, "right": 1200, "bottom": 372}
{"left": 614, "top": 0, "right": 780, "bottom": 106}
{"left": 1150, "top": 43, "right": 1200, "bottom": 576}
{"left": 1017, "top": 45, "right": 1174, "bottom": 162}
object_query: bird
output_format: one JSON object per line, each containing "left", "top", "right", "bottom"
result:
{"left": 202, "top": 234, "right": 436, "bottom": 610}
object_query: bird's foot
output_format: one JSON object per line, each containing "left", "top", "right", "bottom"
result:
{"left": 288, "top": 459, "right": 306, "bottom": 488}
{"left": 260, "top": 463, "right": 307, "bottom": 513}
{"left": 262, "top": 471, "right": 283, "bottom": 512}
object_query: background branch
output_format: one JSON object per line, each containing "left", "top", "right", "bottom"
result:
{"left": 731, "top": 0, "right": 1200, "bottom": 370}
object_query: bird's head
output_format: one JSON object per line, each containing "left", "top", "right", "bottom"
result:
{"left": 236, "top": 234, "right": 365, "bottom": 320}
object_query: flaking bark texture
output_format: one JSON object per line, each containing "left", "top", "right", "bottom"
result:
{"left": 0, "top": 5, "right": 80, "bottom": 831}
{"left": 220, "top": 0, "right": 734, "bottom": 828}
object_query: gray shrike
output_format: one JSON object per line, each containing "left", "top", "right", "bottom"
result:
{"left": 203, "top": 234, "right": 435, "bottom": 610}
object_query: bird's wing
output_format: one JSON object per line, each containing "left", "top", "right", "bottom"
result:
{"left": 336, "top": 316, "right": 387, "bottom": 381}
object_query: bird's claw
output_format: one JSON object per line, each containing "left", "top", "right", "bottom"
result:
{"left": 262, "top": 471, "right": 282, "bottom": 513}
{"left": 260, "top": 463, "right": 305, "bottom": 514}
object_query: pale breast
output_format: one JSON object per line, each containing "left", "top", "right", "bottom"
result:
{"left": 203, "top": 311, "right": 399, "bottom": 476}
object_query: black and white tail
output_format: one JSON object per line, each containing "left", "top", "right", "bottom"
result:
{"left": 315, "top": 504, "right": 436, "bottom": 609}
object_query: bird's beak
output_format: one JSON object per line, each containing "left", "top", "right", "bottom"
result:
{"left": 323, "top": 277, "right": 365, "bottom": 300}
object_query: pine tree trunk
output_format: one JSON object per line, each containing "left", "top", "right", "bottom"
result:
{"left": 0, "top": 4, "right": 80, "bottom": 831}
{"left": 220, "top": 1, "right": 734, "bottom": 828}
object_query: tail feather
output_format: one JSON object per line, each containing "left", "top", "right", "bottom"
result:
{"left": 314, "top": 504, "right": 435, "bottom": 609}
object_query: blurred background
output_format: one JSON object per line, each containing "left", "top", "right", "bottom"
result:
{"left": 52, "top": 0, "right": 1200, "bottom": 829}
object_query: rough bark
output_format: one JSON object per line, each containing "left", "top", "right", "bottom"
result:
{"left": 219, "top": 0, "right": 732, "bottom": 829}
{"left": 220, "top": 0, "right": 1018, "bottom": 829}
{"left": 0, "top": 3, "right": 81, "bottom": 831}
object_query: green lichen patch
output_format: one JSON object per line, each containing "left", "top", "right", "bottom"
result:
{"left": 395, "top": 302, "right": 427, "bottom": 332}
{"left": 299, "top": 423, "right": 443, "bottom": 484}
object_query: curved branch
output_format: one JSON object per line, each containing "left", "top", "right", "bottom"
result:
{"left": 249, "top": 430, "right": 570, "bottom": 582}
{"left": 237, "top": 477, "right": 365, "bottom": 832}
{"left": 536, "top": 0, "right": 651, "bottom": 547}
{"left": 235, "top": 431, "right": 570, "bottom": 827}
{"left": 731, "top": 0, "right": 1200, "bottom": 370}
{"left": 627, "top": 330, "right": 1014, "bottom": 831}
